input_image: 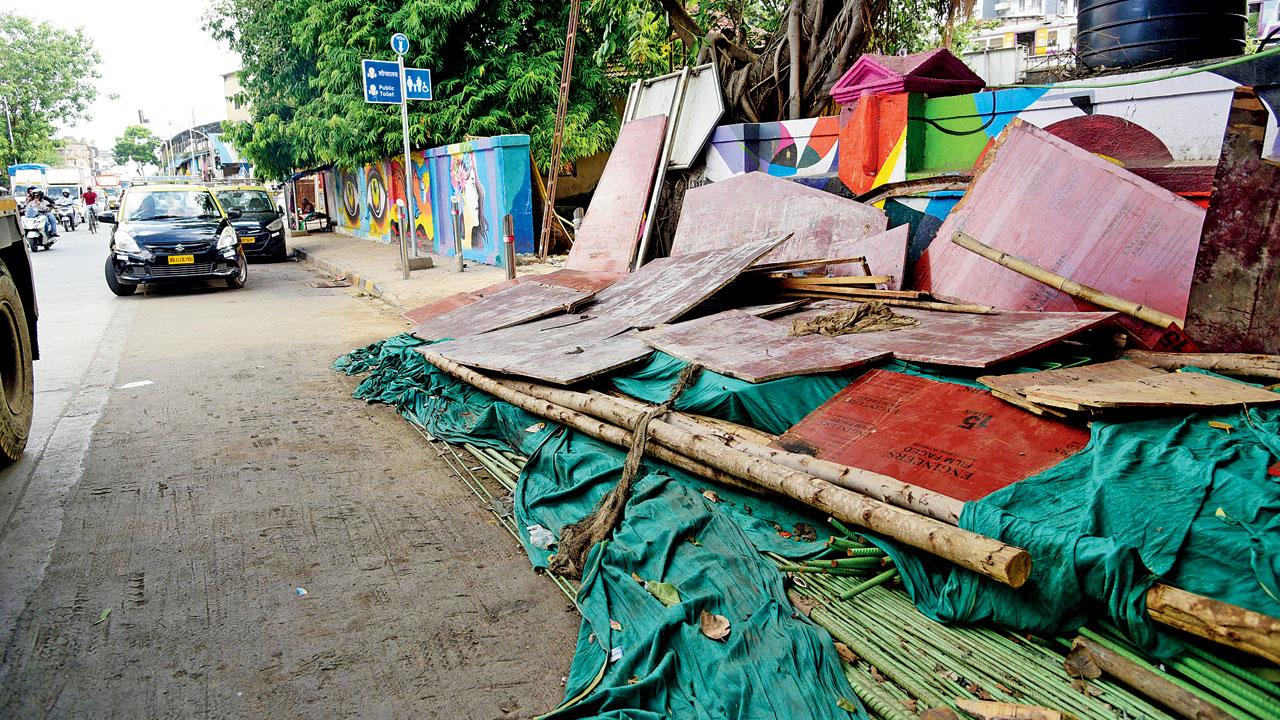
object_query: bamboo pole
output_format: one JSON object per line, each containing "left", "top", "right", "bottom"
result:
{"left": 1145, "top": 583, "right": 1280, "bottom": 665}
{"left": 1121, "top": 351, "right": 1280, "bottom": 380}
{"left": 468, "top": 374, "right": 1030, "bottom": 588}
{"left": 1070, "top": 637, "right": 1236, "bottom": 720}
{"left": 597, "top": 390, "right": 964, "bottom": 525}
{"left": 952, "top": 231, "right": 1181, "bottom": 329}
{"left": 777, "top": 291, "right": 996, "bottom": 314}
{"left": 746, "top": 255, "right": 867, "bottom": 273}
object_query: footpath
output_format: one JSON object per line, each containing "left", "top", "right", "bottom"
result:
{"left": 288, "top": 229, "right": 562, "bottom": 313}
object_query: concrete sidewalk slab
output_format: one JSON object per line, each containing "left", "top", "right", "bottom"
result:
{"left": 289, "top": 231, "right": 563, "bottom": 312}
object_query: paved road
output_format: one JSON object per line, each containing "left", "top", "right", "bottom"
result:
{"left": 0, "top": 225, "right": 576, "bottom": 718}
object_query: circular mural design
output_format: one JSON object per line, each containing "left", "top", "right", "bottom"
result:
{"left": 366, "top": 165, "right": 389, "bottom": 231}
{"left": 340, "top": 171, "right": 361, "bottom": 225}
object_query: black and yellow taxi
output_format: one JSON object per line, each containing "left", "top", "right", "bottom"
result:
{"left": 213, "top": 184, "right": 288, "bottom": 261}
{"left": 100, "top": 182, "right": 248, "bottom": 296}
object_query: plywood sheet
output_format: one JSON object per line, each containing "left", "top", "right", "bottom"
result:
{"left": 1022, "top": 372, "right": 1280, "bottom": 410}
{"left": 773, "top": 370, "right": 1090, "bottom": 502}
{"left": 566, "top": 116, "right": 668, "bottom": 274}
{"left": 429, "top": 315, "right": 652, "bottom": 385}
{"left": 914, "top": 120, "right": 1206, "bottom": 324}
{"left": 823, "top": 224, "right": 910, "bottom": 289}
{"left": 979, "top": 360, "right": 1164, "bottom": 400}
{"left": 670, "top": 172, "right": 887, "bottom": 264}
{"left": 534, "top": 268, "right": 624, "bottom": 294}
{"left": 775, "top": 305, "right": 1117, "bottom": 368}
{"left": 589, "top": 237, "right": 783, "bottom": 327}
{"left": 412, "top": 281, "right": 595, "bottom": 341}
{"left": 639, "top": 310, "right": 890, "bottom": 383}
{"left": 1185, "top": 88, "right": 1280, "bottom": 354}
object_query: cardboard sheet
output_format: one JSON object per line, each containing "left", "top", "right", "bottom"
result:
{"left": 670, "top": 172, "right": 887, "bottom": 265}
{"left": 639, "top": 310, "right": 890, "bottom": 383}
{"left": 773, "top": 370, "right": 1090, "bottom": 502}
{"left": 565, "top": 116, "right": 668, "bottom": 274}
{"left": 914, "top": 121, "right": 1205, "bottom": 327}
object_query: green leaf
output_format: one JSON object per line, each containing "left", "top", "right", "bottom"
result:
{"left": 836, "top": 697, "right": 857, "bottom": 712}
{"left": 93, "top": 608, "right": 112, "bottom": 625}
{"left": 644, "top": 581, "right": 680, "bottom": 607}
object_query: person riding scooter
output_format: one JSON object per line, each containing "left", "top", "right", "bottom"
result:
{"left": 55, "top": 190, "right": 77, "bottom": 231}
{"left": 27, "top": 190, "right": 59, "bottom": 237}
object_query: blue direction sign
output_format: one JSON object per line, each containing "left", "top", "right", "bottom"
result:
{"left": 362, "top": 59, "right": 402, "bottom": 104}
{"left": 404, "top": 68, "right": 433, "bottom": 101}
{"left": 391, "top": 32, "right": 410, "bottom": 55}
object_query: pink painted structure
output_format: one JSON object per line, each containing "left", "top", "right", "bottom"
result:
{"left": 829, "top": 49, "right": 985, "bottom": 105}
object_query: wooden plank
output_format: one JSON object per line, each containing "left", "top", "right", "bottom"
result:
{"left": 1186, "top": 87, "right": 1280, "bottom": 354}
{"left": 401, "top": 270, "right": 619, "bottom": 326}
{"left": 589, "top": 236, "right": 784, "bottom": 327}
{"left": 776, "top": 305, "right": 1117, "bottom": 368}
{"left": 430, "top": 315, "right": 653, "bottom": 385}
{"left": 532, "top": 268, "right": 624, "bottom": 294}
{"left": 773, "top": 370, "right": 1090, "bottom": 502}
{"left": 412, "top": 281, "right": 596, "bottom": 341}
{"left": 914, "top": 120, "right": 1205, "bottom": 339}
{"left": 670, "top": 171, "right": 887, "bottom": 264}
{"left": 737, "top": 300, "right": 810, "bottom": 318}
{"left": 816, "top": 224, "right": 910, "bottom": 289}
{"left": 747, "top": 256, "right": 866, "bottom": 273}
{"left": 768, "top": 282, "right": 925, "bottom": 299}
{"left": 763, "top": 275, "right": 893, "bottom": 286}
{"left": 1022, "top": 372, "right": 1280, "bottom": 410}
{"left": 979, "top": 360, "right": 1165, "bottom": 402}
{"left": 565, "top": 115, "right": 667, "bottom": 274}
{"left": 639, "top": 309, "right": 890, "bottom": 383}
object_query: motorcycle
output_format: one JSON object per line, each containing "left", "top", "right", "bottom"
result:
{"left": 21, "top": 205, "right": 56, "bottom": 252}
{"left": 56, "top": 201, "right": 78, "bottom": 232}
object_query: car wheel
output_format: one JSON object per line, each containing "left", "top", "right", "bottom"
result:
{"left": 272, "top": 242, "right": 289, "bottom": 262}
{"left": 0, "top": 259, "right": 35, "bottom": 466}
{"left": 225, "top": 254, "right": 248, "bottom": 289}
{"left": 104, "top": 257, "right": 137, "bottom": 296}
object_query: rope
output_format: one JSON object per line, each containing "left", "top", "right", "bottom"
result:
{"left": 548, "top": 364, "right": 704, "bottom": 578}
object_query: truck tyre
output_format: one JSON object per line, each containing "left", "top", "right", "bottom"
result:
{"left": 104, "top": 257, "right": 136, "bottom": 296}
{"left": 0, "top": 260, "right": 34, "bottom": 466}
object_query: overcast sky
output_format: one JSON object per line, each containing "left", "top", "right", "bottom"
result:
{"left": 1, "top": 0, "right": 241, "bottom": 153}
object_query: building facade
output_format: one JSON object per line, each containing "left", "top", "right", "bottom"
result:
{"left": 223, "top": 71, "right": 251, "bottom": 124}
{"left": 57, "top": 137, "right": 99, "bottom": 172}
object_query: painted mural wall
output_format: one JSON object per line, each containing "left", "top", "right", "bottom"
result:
{"left": 329, "top": 135, "right": 534, "bottom": 268}
{"left": 703, "top": 116, "right": 841, "bottom": 184}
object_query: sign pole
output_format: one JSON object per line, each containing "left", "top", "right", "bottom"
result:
{"left": 396, "top": 51, "right": 414, "bottom": 280}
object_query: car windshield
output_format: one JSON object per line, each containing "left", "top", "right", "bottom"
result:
{"left": 123, "top": 190, "right": 222, "bottom": 222}
{"left": 216, "top": 190, "right": 274, "bottom": 214}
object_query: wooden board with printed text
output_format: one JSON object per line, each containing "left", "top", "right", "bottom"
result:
{"left": 773, "top": 370, "right": 1090, "bottom": 502}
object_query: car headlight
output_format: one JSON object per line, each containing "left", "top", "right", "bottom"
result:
{"left": 217, "top": 226, "right": 239, "bottom": 250}
{"left": 114, "top": 229, "right": 141, "bottom": 253}
{"left": 266, "top": 217, "right": 284, "bottom": 232}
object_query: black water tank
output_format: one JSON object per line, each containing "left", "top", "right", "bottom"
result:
{"left": 1077, "top": 0, "right": 1248, "bottom": 69}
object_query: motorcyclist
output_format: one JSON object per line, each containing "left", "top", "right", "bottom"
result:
{"left": 29, "top": 191, "right": 59, "bottom": 237}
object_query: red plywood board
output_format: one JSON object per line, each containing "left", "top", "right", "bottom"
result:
{"left": 534, "top": 268, "right": 625, "bottom": 295}
{"left": 823, "top": 225, "right": 910, "bottom": 289}
{"left": 914, "top": 120, "right": 1206, "bottom": 325}
{"left": 1185, "top": 89, "right": 1280, "bottom": 354}
{"left": 639, "top": 310, "right": 890, "bottom": 382}
{"left": 412, "top": 281, "right": 595, "bottom": 341}
{"left": 773, "top": 370, "right": 1090, "bottom": 502}
{"left": 565, "top": 116, "right": 668, "bottom": 274}
{"left": 670, "top": 172, "right": 887, "bottom": 264}
{"left": 775, "top": 304, "right": 1117, "bottom": 368}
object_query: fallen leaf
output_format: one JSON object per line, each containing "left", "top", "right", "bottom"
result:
{"left": 627, "top": 676, "right": 640, "bottom": 685}
{"left": 870, "top": 666, "right": 887, "bottom": 684}
{"left": 1208, "top": 421, "right": 1234, "bottom": 433}
{"left": 609, "top": 620, "right": 623, "bottom": 631}
{"left": 919, "top": 709, "right": 959, "bottom": 720}
{"left": 702, "top": 490, "right": 721, "bottom": 503}
{"left": 833, "top": 642, "right": 859, "bottom": 664}
{"left": 900, "top": 698, "right": 919, "bottom": 712}
{"left": 524, "top": 422, "right": 546, "bottom": 433}
{"left": 836, "top": 697, "right": 858, "bottom": 712}
{"left": 977, "top": 688, "right": 995, "bottom": 701}
{"left": 93, "top": 608, "right": 112, "bottom": 625}
{"left": 645, "top": 581, "right": 680, "bottom": 607}
{"left": 792, "top": 523, "right": 818, "bottom": 542}
{"left": 686, "top": 536, "right": 702, "bottom": 547}
{"left": 631, "top": 572, "right": 644, "bottom": 583}
{"left": 1064, "top": 644, "right": 1102, "bottom": 679}
{"left": 787, "top": 590, "right": 818, "bottom": 617}
{"left": 1072, "top": 679, "right": 1104, "bottom": 697}
{"left": 699, "top": 610, "right": 731, "bottom": 640}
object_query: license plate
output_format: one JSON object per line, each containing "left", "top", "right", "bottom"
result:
{"left": 168, "top": 255, "right": 195, "bottom": 265}
{"left": 238, "top": 236, "right": 256, "bottom": 244}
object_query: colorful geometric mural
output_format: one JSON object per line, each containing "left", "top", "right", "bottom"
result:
{"left": 326, "top": 136, "right": 533, "bottom": 268}
{"left": 704, "top": 116, "right": 841, "bottom": 183}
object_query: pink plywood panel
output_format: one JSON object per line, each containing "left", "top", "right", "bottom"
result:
{"left": 776, "top": 304, "right": 1117, "bottom": 368}
{"left": 670, "top": 172, "right": 887, "bottom": 264}
{"left": 640, "top": 310, "right": 890, "bottom": 382}
{"left": 412, "top": 281, "right": 596, "bottom": 341}
{"left": 914, "top": 120, "right": 1206, "bottom": 323}
{"left": 565, "top": 116, "right": 668, "bottom": 274}
{"left": 824, "top": 224, "right": 910, "bottom": 289}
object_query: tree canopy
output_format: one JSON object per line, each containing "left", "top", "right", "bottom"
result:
{"left": 206, "top": 0, "right": 619, "bottom": 179}
{"left": 112, "top": 124, "right": 160, "bottom": 175}
{"left": 0, "top": 12, "right": 101, "bottom": 167}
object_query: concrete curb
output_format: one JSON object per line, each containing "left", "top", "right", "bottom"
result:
{"left": 293, "top": 247, "right": 403, "bottom": 309}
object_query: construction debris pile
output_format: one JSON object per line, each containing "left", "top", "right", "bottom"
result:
{"left": 335, "top": 56, "right": 1280, "bottom": 720}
